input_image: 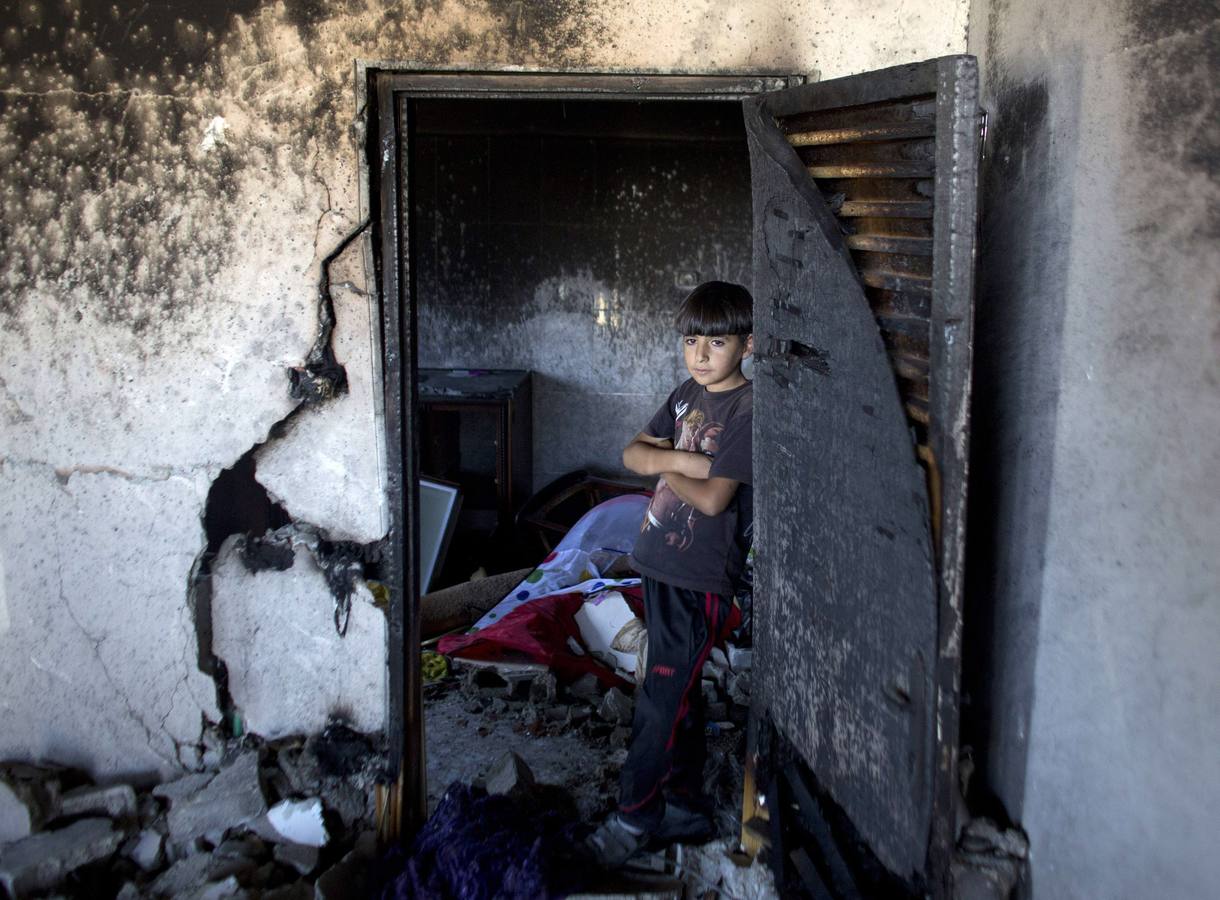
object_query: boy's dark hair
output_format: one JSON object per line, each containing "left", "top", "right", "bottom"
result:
{"left": 674, "top": 281, "right": 753, "bottom": 336}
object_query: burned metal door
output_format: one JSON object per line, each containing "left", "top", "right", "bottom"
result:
{"left": 745, "top": 56, "right": 979, "bottom": 882}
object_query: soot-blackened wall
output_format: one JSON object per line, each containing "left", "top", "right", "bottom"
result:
{"left": 413, "top": 99, "right": 752, "bottom": 489}
{"left": 964, "top": 0, "right": 1220, "bottom": 895}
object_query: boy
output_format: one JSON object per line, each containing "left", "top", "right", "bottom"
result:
{"left": 586, "top": 280, "right": 754, "bottom": 867}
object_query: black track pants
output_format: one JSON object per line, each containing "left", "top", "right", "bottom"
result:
{"left": 618, "top": 576, "right": 732, "bottom": 829}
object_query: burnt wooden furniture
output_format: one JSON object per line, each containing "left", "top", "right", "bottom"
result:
{"left": 417, "top": 368, "right": 532, "bottom": 550}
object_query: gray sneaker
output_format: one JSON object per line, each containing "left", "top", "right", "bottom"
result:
{"left": 584, "top": 813, "right": 650, "bottom": 868}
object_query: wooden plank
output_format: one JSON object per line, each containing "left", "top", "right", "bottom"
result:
{"left": 839, "top": 199, "right": 934, "bottom": 218}
{"left": 740, "top": 715, "right": 769, "bottom": 857}
{"left": 846, "top": 233, "right": 934, "bottom": 255}
{"left": 808, "top": 161, "right": 935, "bottom": 179}
{"left": 785, "top": 119, "right": 936, "bottom": 146}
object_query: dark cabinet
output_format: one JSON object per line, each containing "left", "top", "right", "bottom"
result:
{"left": 418, "top": 369, "right": 533, "bottom": 574}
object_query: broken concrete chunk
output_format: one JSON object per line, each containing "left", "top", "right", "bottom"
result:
{"left": 262, "top": 882, "right": 314, "bottom": 900}
{"left": 213, "top": 833, "right": 267, "bottom": 862}
{"left": 529, "top": 672, "right": 558, "bottom": 705}
{"left": 273, "top": 840, "right": 320, "bottom": 876}
{"left": 126, "top": 829, "right": 166, "bottom": 872}
{"left": 193, "top": 875, "right": 245, "bottom": 900}
{"left": 313, "top": 846, "right": 371, "bottom": 900}
{"left": 727, "top": 673, "right": 751, "bottom": 707}
{"left": 566, "top": 672, "right": 602, "bottom": 703}
{"left": 727, "top": 645, "right": 753, "bottom": 672}
{"left": 207, "top": 852, "right": 258, "bottom": 883}
{"left": 484, "top": 752, "right": 536, "bottom": 797}
{"left": 568, "top": 706, "right": 591, "bottom": 726}
{"left": 167, "top": 752, "right": 267, "bottom": 844}
{"left": 115, "top": 881, "right": 141, "bottom": 900}
{"left": 58, "top": 783, "right": 138, "bottom": 822}
{"left": 952, "top": 862, "right": 1018, "bottom": 900}
{"left": 598, "top": 687, "right": 634, "bottom": 725}
{"left": 0, "top": 765, "right": 61, "bottom": 839}
{"left": 154, "top": 772, "right": 215, "bottom": 804}
{"left": 317, "top": 779, "right": 369, "bottom": 831}
{"left": 960, "top": 817, "right": 1030, "bottom": 860}
{"left": 0, "top": 818, "right": 122, "bottom": 897}
{"left": 277, "top": 749, "right": 323, "bottom": 798}
{"left": 710, "top": 647, "right": 729, "bottom": 670}
{"left": 150, "top": 853, "right": 213, "bottom": 897}
{"left": 266, "top": 799, "right": 328, "bottom": 848}
{"left": 241, "top": 813, "right": 283, "bottom": 844}
{"left": 0, "top": 780, "right": 34, "bottom": 845}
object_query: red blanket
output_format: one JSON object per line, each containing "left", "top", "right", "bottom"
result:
{"left": 439, "top": 586, "right": 645, "bottom": 689}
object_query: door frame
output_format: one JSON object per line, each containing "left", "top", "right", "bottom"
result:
{"left": 365, "top": 66, "right": 804, "bottom": 836}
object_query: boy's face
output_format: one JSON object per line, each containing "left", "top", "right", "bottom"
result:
{"left": 683, "top": 333, "right": 753, "bottom": 392}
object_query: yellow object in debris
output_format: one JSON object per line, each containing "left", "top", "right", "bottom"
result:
{"left": 421, "top": 651, "right": 449, "bottom": 682}
{"left": 367, "top": 581, "right": 391, "bottom": 610}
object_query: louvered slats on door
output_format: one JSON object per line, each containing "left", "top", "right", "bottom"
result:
{"left": 779, "top": 96, "right": 940, "bottom": 504}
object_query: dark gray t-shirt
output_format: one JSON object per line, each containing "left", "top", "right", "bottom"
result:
{"left": 630, "top": 378, "right": 753, "bottom": 596}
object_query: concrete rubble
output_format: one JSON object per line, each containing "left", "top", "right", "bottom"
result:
{"left": 0, "top": 642, "right": 757, "bottom": 898}
{"left": 0, "top": 725, "right": 382, "bottom": 899}
{"left": 0, "top": 817, "right": 123, "bottom": 896}
{"left": 416, "top": 642, "right": 760, "bottom": 896}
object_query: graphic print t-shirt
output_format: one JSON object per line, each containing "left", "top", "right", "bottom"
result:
{"left": 630, "top": 378, "right": 753, "bottom": 596}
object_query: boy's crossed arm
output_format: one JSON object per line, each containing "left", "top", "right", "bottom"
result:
{"left": 622, "top": 432, "right": 741, "bottom": 517}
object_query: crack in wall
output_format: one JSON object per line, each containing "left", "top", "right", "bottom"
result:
{"left": 0, "top": 458, "right": 192, "bottom": 484}
{"left": 48, "top": 491, "right": 181, "bottom": 770}
{"left": 189, "top": 218, "right": 379, "bottom": 739}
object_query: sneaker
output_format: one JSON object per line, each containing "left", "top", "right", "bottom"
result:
{"left": 584, "top": 813, "right": 650, "bottom": 868}
{"left": 651, "top": 801, "right": 715, "bottom": 846}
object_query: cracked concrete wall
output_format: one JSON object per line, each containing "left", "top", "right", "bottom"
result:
{"left": 0, "top": 0, "right": 966, "bottom": 777}
{"left": 965, "top": 0, "right": 1220, "bottom": 895}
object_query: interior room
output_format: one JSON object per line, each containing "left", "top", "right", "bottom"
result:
{"left": 410, "top": 96, "right": 752, "bottom": 586}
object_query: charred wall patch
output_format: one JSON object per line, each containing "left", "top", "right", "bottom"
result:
{"left": 0, "top": 92, "right": 242, "bottom": 327}
{"left": 2, "top": 0, "right": 263, "bottom": 92}
{"left": 1124, "top": 1, "right": 1220, "bottom": 240}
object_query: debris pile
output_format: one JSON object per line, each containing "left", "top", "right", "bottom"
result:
{"left": 427, "top": 637, "right": 753, "bottom": 832}
{"left": 952, "top": 817, "right": 1030, "bottom": 899}
{"left": 0, "top": 724, "right": 383, "bottom": 899}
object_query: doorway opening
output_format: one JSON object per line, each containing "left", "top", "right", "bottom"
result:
{"left": 369, "top": 60, "right": 980, "bottom": 897}
{"left": 368, "top": 67, "right": 794, "bottom": 842}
